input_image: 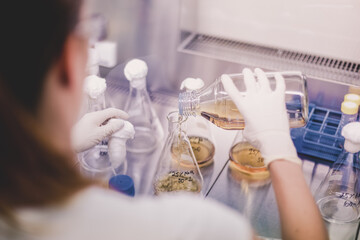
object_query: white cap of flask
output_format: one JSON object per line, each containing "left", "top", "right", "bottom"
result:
{"left": 180, "top": 78, "right": 205, "bottom": 92}
{"left": 342, "top": 122, "right": 360, "bottom": 153}
{"left": 124, "top": 59, "right": 148, "bottom": 89}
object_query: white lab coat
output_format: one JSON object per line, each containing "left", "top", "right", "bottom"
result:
{"left": 0, "top": 187, "right": 252, "bottom": 240}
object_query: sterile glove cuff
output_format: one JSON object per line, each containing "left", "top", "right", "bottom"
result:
{"left": 255, "top": 132, "right": 301, "bottom": 166}
{"left": 265, "top": 155, "right": 302, "bottom": 167}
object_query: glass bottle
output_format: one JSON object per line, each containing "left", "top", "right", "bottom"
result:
{"left": 178, "top": 71, "right": 308, "bottom": 130}
{"left": 337, "top": 101, "right": 358, "bottom": 137}
{"left": 316, "top": 122, "right": 360, "bottom": 224}
{"left": 229, "top": 131, "right": 270, "bottom": 182}
{"left": 153, "top": 111, "right": 203, "bottom": 195}
{"left": 180, "top": 78, "right": 215, "bottom": 168}
{"left": 123, "top": 59, "right": 164, "bottom": 153}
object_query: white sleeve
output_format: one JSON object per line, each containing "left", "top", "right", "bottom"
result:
{"left": 71, "top": 188, "right": 252, "bottom": 240}
{"left": 150, "top": 194, "right": 253, "bottom": 240}
{"left": 14, "top": 187, "right": 253, "bottom": 240}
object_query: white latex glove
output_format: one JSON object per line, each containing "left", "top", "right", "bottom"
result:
{"left": 221, "top": 68, "right": 301, "bottom": 166}
{"left": 108, "top": 119, "right": 135, "bottom": 167}
{"left": 71, "top": 108, "right": 129, "bottom": 153}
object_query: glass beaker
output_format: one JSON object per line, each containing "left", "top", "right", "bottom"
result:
{"left": 179, "top": 71, "right": 308, "bottom": 130}
{"left": 153, "top": 111, "right": 203, "bottom": 195}
{"left": 229, "top": 131, "right": 270, "bottom": 181}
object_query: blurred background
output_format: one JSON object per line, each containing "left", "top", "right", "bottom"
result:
{"left": 87, "top": 0, "right": 360, "bottom": 110}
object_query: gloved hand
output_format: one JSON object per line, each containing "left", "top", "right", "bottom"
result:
{"left": 71, "top": 108, "right": 129, "bottom": 153}
{"left": 221, "top": 68, "right": 301, "bottom": 166}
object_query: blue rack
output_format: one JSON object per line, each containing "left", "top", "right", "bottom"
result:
{"left": 291, "top": 104, "right": 344, "bottom": 162}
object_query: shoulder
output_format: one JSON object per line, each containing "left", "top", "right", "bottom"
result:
{"left": 14, "top": 187, "right": 252, "bottom": 240}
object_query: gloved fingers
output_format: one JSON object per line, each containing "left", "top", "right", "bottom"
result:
{"left": 255, "top": 68, "right": 271, "bottom": 94}
{"left": 221, "top": 74, "right": 244, "bottom": 110}
{"left": 242, "top": 68, "right": 257, "bottom": 94}
{"left": 274, "top": 73, "right": 286, "bottom": 95}
{"left": 98, "top": 118, "right": 125, "bottom": 138}
{"left": 92, "top": 108, "right": 129, "bottom": 125}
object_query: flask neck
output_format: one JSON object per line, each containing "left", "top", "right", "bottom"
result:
{"left": 334, "top": 151, "right": 359, "bottom": 168}
{"left": 129, "top": 78, "right": 146, "bottom": 89}
{"left": 87, "top": 92, "right": 106, "bottom": 112}
{"left": 178, "top": 91, "right": 200, "bottom": 116}
{"left": 167, "top": 111, "right": 187, "bottom": 134}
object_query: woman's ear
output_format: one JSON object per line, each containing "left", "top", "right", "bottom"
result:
{"left": 60, "top": 35, "right": 88, "bottom": 90}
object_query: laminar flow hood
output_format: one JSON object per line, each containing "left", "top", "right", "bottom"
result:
{"left": 179, "top": 0, "right": 360, "bottom": 85}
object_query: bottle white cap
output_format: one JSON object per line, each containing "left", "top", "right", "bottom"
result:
{"left": 108, "top": 120, "right": 134, "bottom": 168}
{"left": 84, "top": 75, "right": 107, "bottom": 99}
{"left": 124, "top": 59, "right": 148, "bottom": 80}
{"left": 342, "top": 122, "right": 360, "bottom": 153}
{"left": 110, "top": 120, "right": 135, "bottom": 140}
{"left": 180, "top": 78, "right": 205, "bottom": 92}
{"left": 124, "top": 59, "right": 148, "bottom": 88}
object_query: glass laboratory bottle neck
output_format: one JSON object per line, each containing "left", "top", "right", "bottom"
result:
{"left": 167, "top": 112, "right": 187, "bottom": 135}
{"left": 87, "top": 92, "right": 106, "bottom": 112}
{"left": 129, "top": 78, "right": 147, "bottom": 90}
{"left": 334, "top": 149, "right": 360, "bottom": 170}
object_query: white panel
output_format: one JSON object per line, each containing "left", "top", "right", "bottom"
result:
{"left": 180, "top": 0, "right": 360, "bottom": 62}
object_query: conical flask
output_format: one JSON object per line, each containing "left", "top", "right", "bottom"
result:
{"left": 315, "top": 122, "right": 360, "bottom": 224}
{"left": 178, "top": 71, "right": 308, "bottom": 130}
{"left": 80, "top": 76, "right": 131, "bottom": 186}
{"left": 123, "top": 59, "right": 164, "bottom": 153}
{"left": 180, "top": 78, "right": 215, "bottom": 168}
{"left": 153, "top": 111, "right": 203, "bottom": 195}
{"left": 80, "top": 75, "right": 113, "bottom": 184}
{"left": 229, "top": 131, "right": 270, "bottom": 182}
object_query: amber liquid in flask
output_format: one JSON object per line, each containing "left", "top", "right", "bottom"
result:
{"left": 153, "top": 112, "right": 203, "bottom": 195}
{"left": 188, "top": 136, "right": 215, "bottom": 167}
{"left": 200, "top": 99, "right": 245, "bottom": 130}
{"left": 179, "top": 71, "right": 308, "bottom": 130}
{"left": 199, "top": 99, "right": 306, "bottom": 130}
{"left": 229, "top": 142, "right": 270, "bottom": 180}
{"left": 154, "top": 171, "right": 202, "bottom": 194}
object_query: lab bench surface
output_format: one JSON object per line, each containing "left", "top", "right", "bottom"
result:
{"left": 106, "top": 84, "right": 359, "bottom": 240}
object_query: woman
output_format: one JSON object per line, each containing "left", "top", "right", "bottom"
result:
{"left": 0, "top": 0, "right": 328, "bottom": 239}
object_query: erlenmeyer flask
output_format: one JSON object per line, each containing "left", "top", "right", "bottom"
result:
{"left": 123, "top": 59, "right": 164, "bottom": 153}
{"left": 153, "top": 111, "right": 203, "bottom": 195}
{"left": 80, "top": 76, "right": 132, "bottom": 186}
{"left": 315, "top": 122, "right": 360, "bottom": 224}
{"left": 180, "top": 78, "right": 215, "bottom": 168}
{"left": 80, "top": 75, "right": 113, "bottom": 184}
{"left": 229, "top": 131, "right": 270, "bottom": 181}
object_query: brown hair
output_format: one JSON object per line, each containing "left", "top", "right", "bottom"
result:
{"left": 0, "top": 0, "right": 91, "bottom": 220}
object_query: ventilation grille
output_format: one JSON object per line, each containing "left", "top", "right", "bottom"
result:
{"left": 178, "top": 33, "right": 360, "bottom": 86}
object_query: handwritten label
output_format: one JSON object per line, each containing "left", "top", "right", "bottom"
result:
{"left": 170, "top": 170, "right": 195, "bottom": 183}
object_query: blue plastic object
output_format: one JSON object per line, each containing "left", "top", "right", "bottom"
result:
{"left": 291, "top": 104, "right": 344, "bottom": 162}
{"left": 109, "top": 175, "right": 135, "bottom": 197}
